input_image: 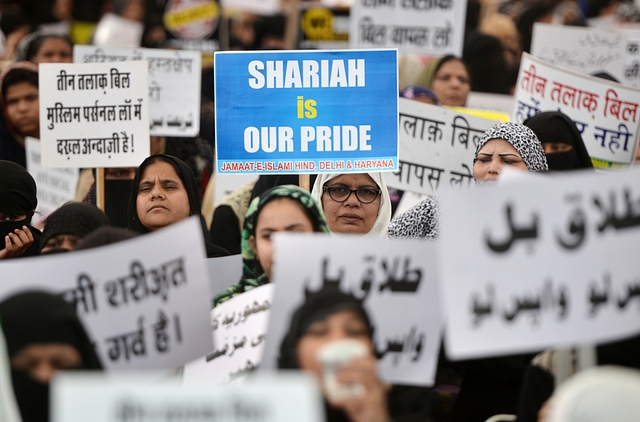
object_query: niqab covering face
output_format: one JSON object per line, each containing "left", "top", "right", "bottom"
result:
{"left": 40, "top": 202, "right": 109, "bottom": 252}
{"left": 0, "top": 160, "right": 39, "bottom": 256}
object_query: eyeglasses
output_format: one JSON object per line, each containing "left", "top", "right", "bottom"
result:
{"left": 323, "top": 185, "right": 382, "bottom": 204}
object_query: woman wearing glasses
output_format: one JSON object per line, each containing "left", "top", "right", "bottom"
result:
{"left": 311, "top": 173, "right": 392, "bottom": 237}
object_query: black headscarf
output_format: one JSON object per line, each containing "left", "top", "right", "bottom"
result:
{"left": 127, "top": 154, "right": 229, "bottom": 257}
{"left": 39, "top": 202, "right": 110, "bottom": 252}
{"left": 74, "top": 226, "right": 139, "bottom": 250}
{"left": 0, "top": 291, "right": 103, "bottom": 422}
{"left": 524, "top": 111, "right": 594, "bottom": 171}
{"left": 0, "top": 160, "right": 40, "bottom": 257}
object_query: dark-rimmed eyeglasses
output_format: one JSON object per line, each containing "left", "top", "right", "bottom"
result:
{"left": 323, "top": 186, "right": 381, "bottom": 204}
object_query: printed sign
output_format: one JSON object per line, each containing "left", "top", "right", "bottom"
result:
{"left": 623, "top": 28, "right": 640, "bottom": 87}
{"left": 25, "top": 137, "right": 79, "bottom": 220}
{"left": 299, "top": 6, "right": 350, "bottom": 50}
{"left": 0, "top": 218, "right": 212, "bottom": 370}
{"left": 261, "top": 234, "right": 442, "bottom": 386}
{"left": 222, "top": 0, "right": 279, "bottom": 17}
{"left": 164, "top": 0, "right": 220, "bottom": 54}
{"left": 439, "top": 167, "right": 640, "bottom": 360}
{"left": 215, "top": 49, "right": 398, "bottom": 174}
{"left": 349, "top": 0, "right": 467, "bottom": 55}
{"left": 512, "top": 53, "right": 640, "bottom": 169}
{"left": 74, "top": 46, "right": 202, "bottom": 137}
{"left": 183, "top": 284, "right": 273, "bottom": 386}
{"left": 52, "top": 372, "right": 325, "bottom": 422}
{"left": 384, "top": 98, "right": 497, "bottom": 195}
{"left": 531, "top": 23, "right": 626, "bottom": 82}
{"left": 39, "top": 61, "right": 150, "bottom": 168}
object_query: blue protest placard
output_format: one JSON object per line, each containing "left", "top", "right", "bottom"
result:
{"left": 214, "top": 49, "right": 398, "bottom": 174}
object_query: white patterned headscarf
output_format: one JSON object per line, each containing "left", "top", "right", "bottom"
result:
{"left": 474, "top": 122, "right": 549, "bottom": 174}
{"left": 311, "top": 172, "right": 392, "bottom": 237}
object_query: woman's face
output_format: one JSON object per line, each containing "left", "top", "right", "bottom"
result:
{"left": 135, "top": 161, "right": 191, "bottom": 231}
{"left": 473, "top": 138, "right": 529, "bottom": 182}
{"left": 32, "top": 38, "right": 73, "bottom": 64}
{"left": 296, "top": 310, "right": 373, "bottom": 379}
{"left": 5, "top": 82, "right": 39, "bottom": 139}
{"left": 11, "top": 343, "right": 81, "bottom": 384}
{"left": 251, "top": 198, "right": 315, "bottom": 280}
{"left": 430, "top": 59, "right": 470, "bottom": 107}
{"left": 321, "top": 174, "right": 381, "bottom": 235}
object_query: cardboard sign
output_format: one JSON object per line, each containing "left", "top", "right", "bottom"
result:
{"left": 383, "top": 98, "right": 498, "bottom": 195}
{"left": 512, "top": 53, "right": 640, "bottom": 169}
{"left": 25, "top": 137, "right": 79, "bottom": 220}
{"left": 531, "top": 23, "right": 626, "bottom": 81}
{"left": 0, "top": 218, "right": 212, "bottom": 370}
{"left": 74, "top": 46, "right": 202, "bottom": 137}
{"left": 183, "top": 284, "right": 273, "bottom": 386}
{"left": 348, "top": 0, "right": 467, "bottom": 55}
{"left": 52, "top": 372, "right": 324, "bottom": 422}
{"left": 214, "top": 49, "right": 398, "bottom": 174}
{"left": 439, "top": 167, "right": 640, "bottom": 360}
{"left": 262, "top": 234, "right": 442, "bottom": 386}
{"left": 39, "top": 61, "right": 150, "bottom": 168}
{"left": 299, "top": 6, "right": 350, "bottom": 50}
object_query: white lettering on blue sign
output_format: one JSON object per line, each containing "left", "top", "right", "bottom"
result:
{"left": 248, "top": 59, "right": 366, "bottom": 89}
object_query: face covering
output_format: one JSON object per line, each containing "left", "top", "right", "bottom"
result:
{"left": 544, "top": 150, "right": 581, "bottom": 171}
{"left": 105, "top": 179, "right": 134, "bottom": 228}
{"left": 11, "top": 369, "right": 49, "bottom": 422}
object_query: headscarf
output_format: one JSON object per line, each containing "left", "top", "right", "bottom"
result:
{"left": 399, "top": 85, "right": 440, "bottom": 104}
{"left": 311, "top": 173, "right": 392, "bottom": 237}
{"left": 127, "top": 154, "right": 228, "bottom": 257}
{"left": 74, "top": 226, "right": 139, "bottom": 250}
{"left": 40, "top": 202, "right": 109, "bottom": 251}
{"left": 213, "top": 185, "right": 330, "bottom": 306}
{"left": 0, "top": 291, "right": 102, "bottom": 422}
{"left": 278, "top": 287, "right": 373, "bottom": 369}
{"left": 0, "top": 61, "right": 39, "bottom": 135}
{"left": 524, "top": 111, "right": 593, "bottom": 171}
{"left": 415, "top": 55, "right": 467, "bottom": 89}
{"left": 473, "top": 122, "right": 549, "bottom": 174}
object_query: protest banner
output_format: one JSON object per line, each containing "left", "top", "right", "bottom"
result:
{"left": 52, "top": 372, "right": 324, "bottom": 422}
{"left": 213, "top": 174, "right": 257, "bottom": 207}
{"left": 25, "top": 137, "right": 79, "bottom": 221}
{"left": 623, "top": 28, "right": 640, "bottom": 87}
{"left": 348, "top": 0, "right": 467, "bottom": 55}
{"left": 215, "top": 49, "right": 398, "bottom": 174}
{"left": 163, "top": 0, "right": 220, "bottom": 56}
{"left": 299, "top": 6, "right": 350, "bottom": 50}
{"left": 531, "top": 23, "right": 626, "bottom": 82}
{"left": 465, "top": 92, "right": 515, "bottom": 116}
{"left": 222, "top": 0, "right": 280, "bottom": 17}
{"left": 39, "top": 61, "right": 150, "bottom": 168}
{"left": 383, "top": 98, "right": 497, "bottom": 195}
{"left": 0, "top": 218, "right": 212, "bottom": 370}
{"left": 512, "top": 53, "right": 640, "bottom": 169}
{"left": 438, "top": 166, "right": 640, "bottom": 360}
{"left": 74, "top": 46, "right": 202, "bottom": 137}
{"left": 183, "top": 284, "right": 273, "bottom": 386}
{"left": 207, "top": 254, "right": 243, "bottom": 298}
{"left": 260, "top": 234, "right": 442, "bottom": 386}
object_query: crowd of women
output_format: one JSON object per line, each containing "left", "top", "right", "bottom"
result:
{"left": 1, "top": 0, "right": 640, "bottom": 421}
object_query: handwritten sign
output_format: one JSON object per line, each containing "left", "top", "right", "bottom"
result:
{"left": 214, "top": 49, "right": 398, "bottom": 174}
{"left": 622, "top": 28, "right": 640, "bottom": 87}
{"left": 0, "top": 218, "right": 212, "bottom": 370}
{"left": 439, "top": 166, "right": 640, "bottom": 360}
{"left": 299, "top": 6, "right": 350, "bottom": 50}
{"left": 52, "top": 372, "right": 324, "bottom": 422}
{"left": 260, "top": 234, "right": 442, "bottom": 386}
{"left": 183, "top": 284, "right": 273, "bottom": 386}
{"left": 531, "top": 23, "right": 626, "bottom": 81}
{"left": 512, "top": 53, "right": 640, "bottom": 169}
{"left": 383, "top": 98, "right": 498, "bottom": 195}
{"left": 74, "top": 46, "right": 202, "bottom": 137}
{"left": 348, "top": 0, "right": 467, "bottom": 55}
{"left": 25, "top": 137, "right": 79, "bottom": 221}
{"left": 39, "top": 61, "right": 150, "bottom": 168}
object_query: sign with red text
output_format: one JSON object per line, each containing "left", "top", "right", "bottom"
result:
{"left": 439, "top": 167, "right": 640, "bottom": 359}
{"left": 513, "top": 53, "right": 640, "bottom": 169}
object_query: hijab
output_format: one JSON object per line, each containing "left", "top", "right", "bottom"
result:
{"left": 0, "top": 291, "right": 102, "bottom": 422}
{"left": 474, "top": 122, "right": 549, "bottom": 174}
{"left": 213, "top": 185, "right": 330, "bottom": 306}
{"left": 524, "top": 111, "right": 594, "bottom": 171}
{"left": 40, "top": 202, "right": 109, "bottom": 252}
{"left": 127, "top": 154, "right": 229, "bottom": 257}
{"left": 399, "top": 85, "right": 440, "bottom": 104}
{"left": 311, "top": 172, "right": 392, "bottom": 237}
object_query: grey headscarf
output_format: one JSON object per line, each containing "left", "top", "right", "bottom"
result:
{"left": 473, "top": 122, "right": 548, "bottom": 174}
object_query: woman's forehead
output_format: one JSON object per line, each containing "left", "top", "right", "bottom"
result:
{"left": 328, "top": 173, "right": 378, "bottom": 186}
{"left": 478, "top": 138, "right": 521, "bottom": 156}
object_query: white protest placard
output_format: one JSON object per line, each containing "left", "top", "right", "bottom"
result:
{"left": 466, "top": 92, "right": 515, "bottom": 116}
{"left": 349, "top": 0, "right": 467, "bottom": 55}
{"left": 531, "top": 23, "right": 626, "bottom": 81}
{"left": 183, "top": 284, "right": 273, "bottom": 386}
{"left": 622, "top": 28, "right": 640, "bottom": 87}
{"left": 513, "top": 53, "right": 640, "bottom": 169}
{"left": 439, "top": 166, "right": 640, "bottom": 360}
{"left": 213, "top": 174, "right": 257, "bottom": 207}
{"left": 52, "top": 372, "right": 325, "bottom": 422}
{"left": 25, "top": 137, "right": 79, "bottom": 219}
{"left": 39, "top": 61, "right": 150, "bottom": 168}
{"left": 384, "top": 98, "right": 498, "bottom": 195}
{"left": 207, "top": 254, "right": 243, "bottom": 298}
{"left": 299, "top": 6, "right": 350, "bottom": 50}
{"left": 0, "top": 217, "right": 212, "bottom": 370}
{"left": 74, "top": 46, "right": 202, "bottom": 137}
{"left": 261, "top": 234, "right": 442, "bottom": 386}
{"left": 92, "top": 13, "right": 144, "bottom": 48}
{"left": 222, "top": 0, "right": 280, "bottom": 16}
